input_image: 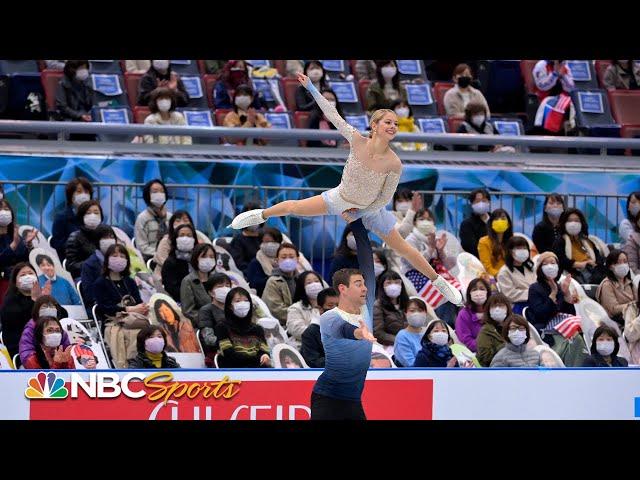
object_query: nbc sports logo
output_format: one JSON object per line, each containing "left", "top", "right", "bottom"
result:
{"left": 25, "top": 372, "right": 68, "bottom": 399}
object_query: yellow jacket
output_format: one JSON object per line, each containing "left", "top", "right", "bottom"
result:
{"left": 478, "top": 235, "right": 505, "bottom": 278}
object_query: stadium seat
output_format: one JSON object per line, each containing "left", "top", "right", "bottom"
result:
{"left": 608, "top": 90, "right": 640, "bottom": 126}
{"left": 181, "top": 75, "right": 208, "bottom": 108}
{"left": 406, "top": 82, "right": 438, "bottom": 117}
{"left": 283, "top": 77, "right": 299, "bottom": 112}
{"left": 91, "top": 73, "right": 128, "bottom": 108}
{"left": 178, "top": 108, "right": 217, "bottom": 144}
{"left": 196, "top": 60, "right": 207, "bottom": 75}
{"left": 433, "top": 81, "right": 454, "bottom": 115}
{"left": 490, "top": 117, "right": 525, "bottom": 136}
{"left": 0, "top": 60, "right": 39, "bottom": 75}
{"left": 5, "top": 73, "right": 47, "bottom": 120}
{"left": 88, "top": 60, "right": 123, "bottom": 74}
{"left": 328, "top": 79, "right": 363, "bottom": 115}
{"left": 397, "top": 60, "right": 428, "bottom": 83}
{"left": 214, "top": 108, "right": 231, "bottom": 126}
{"left": 202, "top": 74, "right": 218, "bottom": 108}
{"left": 170, "top": 60, "right": 200, "bottom": 75}
{"left": 293, "top": 110, "right": 311, "bottom": 146}
{"left": 595, "top": 60, "right": 612, "bottom": 88}
{"left": 40, "top": 69, "right": 63, "bottom": 112}
{"left": 124, "top": 72, "right": 142, "bottom": 110}
{"left": 571, "top": 88, "right": 618, "bottom": 128}
{"left": 415, "top": 115, "right": 449, "bottom": 133}
{"left": 477, "top": 60, "right": 525, "bottom": 113}
{"left": 358, "top": 79, "right": 371, "bottom": 109}
{"left": 620, "top": 124, "right": 640, "bottom": 156}
{"left": 319, "top": 59, "right": 351, "bottom": 80}
{"left": 251, "top": 77, "right": 287, "bottom": 110}
{"left": 133, "top": 106, "right": 151, "bottom": 124}
{"left": 447, "top": 116, "right": 465, "bottom": 133}
{"left": 274, "top": 60, "right": 287, "bottom": 77}
{"left": 566, "top": 60, "right": 598, "bottom": 89}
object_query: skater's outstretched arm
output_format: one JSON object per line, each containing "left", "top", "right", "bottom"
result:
{"left": 298, "top": 72, "right": 360, "bottom": 143}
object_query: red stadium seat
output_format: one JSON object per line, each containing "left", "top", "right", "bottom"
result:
{"left": 273, "top": 60, "right": 287, "bottom": 78}
{"left": 358, "top": 79, "right": 371, "bottom": 110}
{"left": 447, "top": 116, "right": 465, "bottom": 133}
{"left": 40, "top": 69, "right": 63, "bottom": 111}
{"left": 214, "top": 109, "right": 231, "bottom": 126}
{"left": 197, "top": 60, "right": 207, "bottom": 75}
{"left": 595, "top": 60, "right": 612, "bottom": 89}
{"left": 133, "top": 106, "right": 150, "bottom": 124}
{"left": 124, "top": 72, "right": 143, "bottom": 110}
{"left": 283, "top": 77, "right": 299, "bottom": 112}
{"left": 620, "top": 124, "right": 640, "bottom": 156}
{"left": 294, "top": 111, "right": 311, "bottom": 147}
{"left": 520, "top": 60, "right": 538, "bottom": 95}
{"left": 608, "top": 90, "right": 640, "bottom": 126}
{"left": 202, "top": 74, "right": 218, "bottom": 108}
{"left": 434, "top": 82, "right": 454, "bottom": 115}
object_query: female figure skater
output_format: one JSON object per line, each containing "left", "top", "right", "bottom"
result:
{"left": 230, "top": 73, "right": 463, "bottom": 306}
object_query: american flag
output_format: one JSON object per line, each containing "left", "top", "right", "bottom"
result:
{"left": 406, "top": 263, "right": 461, "bottom": 309}
{"left": 545, "top": 313, "right": 582, "bottom": 339}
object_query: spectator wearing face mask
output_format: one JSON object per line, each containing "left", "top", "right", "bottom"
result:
{"left": 161, "top": 224, "right": 198, "bottom": 303}
{"left": 215, "top": 287, "right": 271, "bottom": 368}
{"left": 532, "top": 60, "right": 575, "bottom": 135}
{"left": 490, "top": 314, "right": 541, "bottom": 367}
{"left": 478, "top": 209, "right": 514, "bottom": 278}
{"left": 214, "top": 60, "right": 267, "bottom": 110}
{"left": 35, "top": 254, "right": 81, "bottom": 306}
{"left": 152, "top": 210, "right": 196, "bottom": 276}
{"left": 372, "top": 248, "right": 390, "bottom": 281}
{"left": 366, "top": 60, "right": 407, "bottom": 113}
{"left": 581, "top": 325, "right": 628, "bottom": 367}
{"left": 223, "top": 84, "right": 271, "bottom": 145}
{"left": 403, "top": 208, "right": 457, "bottom": 273}
{"left": 0, "top": 199, "right": 36, "bottom": 302}
{"left": 180, "top": 244, "right": 218, "bottom": 322}
{"left": 137, "top": 60, "right": 189, "bottom": 107}
{"left": 300, "top": 287, "right": 339, "bottom": 368}
{"left": 533, "top": 60, "right": 575, "bottom": 101}
{"left": 307, "top": 88, "right": 347, "bottom": 148}
{"left": 228, "top": 203, "right": 263, "bottom": 275}
{"left": 80, "top": 225, "right": 118, "bottom": 311}
{"left": 496, "top": 236, "right": 536, "bottom": 314}
{"left": 354, "top": 60, "right": 377, "bottom": 81}
{"left": 51, "top": 177, "right": 94, "bottom": 261}
{"left": 455, "top": 277, "right": 491, "bottom": 352}
{"left": 328, "top": 226, "right": 359, "bottom": 281}
{"left": 552, "top": 208, "right": 606, "bottom": 285}
{"left": 296, "top": 61, "right": 329, "bottom": 111}
{"left": 373, "top": 271, "right": 409, "bottom": 346}
{"left": 55, "top": 60, "right": 93, "bottom": 122}
{"left": 394, "top": 297, "right": 430, "bottom": 367}
{"left": 128, "top": 325, "right": 181, "bottom": 369}
{"left": 475, "top": 293, "right": 511, "bottom": 367}
{"left": 444, "top": 63, "right": 490, "bottom": 119}
{"left": 65, "top": 200, "right": 105, "bottom": 279}
{"left": 596, "top": 250, "right": 636, "bottom": 326}
{"left": 532, "top": 193, "right": 566, "bottom": 255}
{"left": 19, "top": 295, "right": 70, "bottom": 367}
{"left": 413, "top": 319, "right": 458, "bottom": 367}
{"left": 21, "top": 316, "right": 75, "bottom": 369}
{"left": 526, "top": 251, "right": 577, "bottom": 334}
{"left": 246, "top": 227, "right": 283, "bottom": 296}
{"left": 603, "top": 60, "right": 640, "bottom": 90}
{"left": 392, "top": 188, "right": 423, "bottom": 239}
{"left": 454, "top": 102, "right": 498, "bottom": 152}
{"left": 262, "top": 243, "right": 300, "bottom": 326}
{"left": 623, "top": 210, "right": 640, "bottom": 276}
{"left": 390, "top": 99, "right": 427, "bottom": 151}
{"left": 459, "top": 188, "right": 491, "bottom": 258}
{"left": 198, "top": 273, "right": 233, "bottom": 333}
{"left": 135, "top": 179, "right": 172, "bottom": 262}
{"left": 286, "top": 271, "right": 325, "bottom": 349}
{"left": 619, "top": 191, "right": 640, "bottom": 245}
{"left": 143, "top": 88, "right": 192, "bottom": 145}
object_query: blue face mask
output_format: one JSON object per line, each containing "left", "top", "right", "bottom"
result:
{"left": 279, "top": 258, "right": 298, "bottom": 273}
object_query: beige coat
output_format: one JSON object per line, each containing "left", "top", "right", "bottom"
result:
{"left": 622, "top": 231, "right": 640, "bottom": 275}
{"left": 496, "top": 264, "right": 537, "bottom": 303}
{"left": 143, "top": 111, "right": 192, "bottom": 145}
{"left": 622, "top": 303, "right": 640, "bottom": 365}
{"left": 596, "top": 276, "right": 636, "bottom": 320}
{"left": 286, "top": 300, "right": 320, "bottom": 349}
{"left": 262, "top": 275, "right": 294, "bottom": 326}
{"left": 443, "top": 85, "right": 491, "bottom": 118}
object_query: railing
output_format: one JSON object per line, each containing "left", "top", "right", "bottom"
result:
{"left": 4, "top": 180, "right": 627, "bottom": 279}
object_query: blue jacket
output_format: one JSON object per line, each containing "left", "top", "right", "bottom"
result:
{"left": 93, "top": 275, "right": 142, "bottom": 318}
{"left": 526, "top": 281, "right": 575, "bottom": 332}
{"left": 0, "top": 233, "right": 29, "bottom": 280}
{"left": 80, "top": 250, "right": 104, "bottom": 309}
{"left": 38, "top": 274, "right": 82, "bottom": 305}
{"left": 246, "top": 258, "right": 269, "bottom": 297}
{"left": 50, "top": 206, "right": 81, "bottom": 260}
{"left": 213, "top": 82, "right": 268, "bottom": 110}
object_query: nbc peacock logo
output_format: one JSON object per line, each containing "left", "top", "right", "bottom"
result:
{"left": 25, "top": 372, "right": 69, "bottom": 400}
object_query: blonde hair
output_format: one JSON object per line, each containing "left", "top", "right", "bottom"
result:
{"left": 369, "top": 109, "right": 395, "bottom": 137}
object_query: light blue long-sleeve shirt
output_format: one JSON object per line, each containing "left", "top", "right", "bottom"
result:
{"left": 38, "top": 274, "right": 82, "bottom": 306}
{"left": 393, "top": 329, "right": 424, "bottom": 367}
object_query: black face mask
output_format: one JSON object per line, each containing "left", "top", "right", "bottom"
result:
{"left": 457, "top": 76, "right": 472, "bottom": 88}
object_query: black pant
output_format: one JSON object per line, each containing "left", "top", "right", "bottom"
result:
{"left": 310, "top": 392, "right": 366, "bottom": 420}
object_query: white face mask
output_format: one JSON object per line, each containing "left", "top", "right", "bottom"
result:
{"left": 406, "top": 311, "right": 427, "bottom": 328}
{"left": 198, "top": 258, "right": 216, "bottom": 273}
{"left": 213, "top": 286, "right": 231, "bottom": 303}
{"left": 260, "top": 242, "right": 280, "bottom": 258}
{"left": 150, "top": 192, "right": 166, "bottom": 207}
{"left": 490, "top": 307, "right": 508, "bottom": 322}
{"left": 83, "top": 213, "right": 101, "bottom": 229}
{"left": 381, "top": 66, "right": 397, "bottom": 79}
{"left": 176, "top": 236, "right": 195, "bottom": 252}
{"left": 305, "top": 282, "right": 323, "bottom": 299}
{"left": 565, "top": 221, "right": 582, "bottom": 236}
{"left": 430, "top": 331, "right": 449, "bottom": 346}
{"left": 513, "top": 249, "right": 529, "bottom": 263}
{"left": 346, "top": 234, "right": 357, "bottom": 251}
{"left": 596, "top": 340, "right": 615, "bottom": 356}
{"left": 235, "top": 96, "right": 252, "bottom": 110}
{"left": 470, "top": 289, "right": 487, "bottom": 305}
{"left": 43, "top": 332, "right": 62, "bottom": 348}
{"left": 630, "top": 204, "right": 640, "bottom": 217}
{"left": 395, "top": 107, "right": 410, "bottom": 118}
{"left": 384, "top": 283, "right": 402, "bottom": 299}
{"left": 374, "top": 263, "right": 385, "bottom": 277}
{"left": 99, "top": 238, "right": 116, "bottom": 254}
{"left": 471, "top": 114, "right": 485, "bottom": 126}
{"left": 508, "top": 329, "right": 527, "bottom": 346}
{"left": 307, "top": 69, "right": 323, "bottom": 82}
{"left": 546, "top": 206, "right": 564, "bottom": 219}
{"left": 471, "top": 201, "right": 490, "bottom": 215}
{"left": 541, "top": 263, "right": 559, "bottom": 279}
{"left": 157, "top": 99, "right": 172, "bottom": 112}
{"left": 39, "top": 307, "right": 58, "bottom": 318}
{"left": 75, "top": 68, "right": 89, "bottom": 81}
{"left": 233, "top": 301, "right": 251, "bottom": 318}
{"left": 108, "top": 256, "right": 128, "bottom": 273}
{"left": 0, "top": 209, "right": 12, "bottom": 227}
{"left": 153, "top": 60, "right": 169, "bottom": 71}
{"left": 416, "top": 220, "right": 436, "bottom": 236}
{"left": 73, "top": 192, "right": 90, "bottom": 207}
{"left": 396, "top": 201, "right": 411, "bottom": 214}
{"left": 613, "top": 263, "right": 629, "bottom": 278}
{"left": 18, "top": 274, "right": 37, "bottom": 291}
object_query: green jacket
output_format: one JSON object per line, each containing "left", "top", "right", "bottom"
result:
{"left": 366, "top": 80, "right": 407, "bottom": 113}
{"left": 476, "top": 323, "right": 505, "bottom": 367}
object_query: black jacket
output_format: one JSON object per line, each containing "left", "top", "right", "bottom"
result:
{"left": 526, "top": 281, "right": 575, "bottom": 332}
{"left": 459, "top": 214, "right": 488, "bottom": 258}
{"left": 307, "top": 109, "right": 339, "bottom": 148}
{"left": 0, "top": 292, "right": 35, "bottom": 358}
{"left": 51, "top": 206, "right": 81, "bottom": 260}
{"left": 55, "top": 76, "right": 94, "bottom": 121}
{"left": 93, "top": 274, "right": 143, "bottom": 318}
{"left": 137, "top": 66, "right": 189, "bottom": 107}
{"left": 161, "top": 254, "right": 190, "bottom": 302}
{"left": 532, "top": 219, "right": 561, "bottom": 255}
{"left": 228, "top": 233, "right": 261, "bottom": 274}
{"left": 581, "top": 354, "right": 628, "bottom": 367}
{"left": 551, "top": 235, "right": 606, "bottom": 283}
{"left": 454, "top": 121, "right": 495, "bottom": 152}
{"left": 300, "top": 323, "right": 325, "bottom": 367}
{"left": 65, "top": 226, "right": 101, "bottom": 279}
{"left": 128, "top": 351, "right": 181, "bottom": 369}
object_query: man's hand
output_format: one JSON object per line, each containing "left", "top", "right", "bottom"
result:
{"left": 355, "top": 320, "right": 376, "bottom": 343}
